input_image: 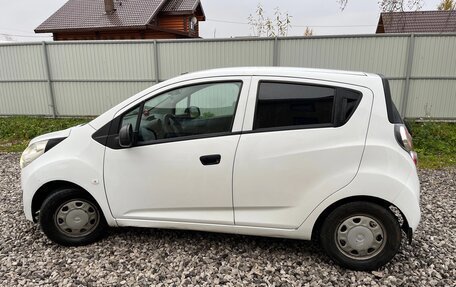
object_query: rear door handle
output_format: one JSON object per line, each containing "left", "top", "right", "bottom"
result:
{"left": 200, "top": 154, "right": 221, "bottom": 165}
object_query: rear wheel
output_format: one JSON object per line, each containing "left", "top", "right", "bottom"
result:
{"left": 319, "top": 201, "right": 401, "bottom": 271}
{"left": 39, "top": 188, "right": 107, "bottom": 246}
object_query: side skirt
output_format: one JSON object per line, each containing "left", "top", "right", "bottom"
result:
{"left": 115, "top": 219, "right": 310, "bottom": 240}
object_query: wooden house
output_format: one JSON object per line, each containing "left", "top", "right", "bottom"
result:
{"left": 35, "top": 0, "right": 206, "bottom": 40}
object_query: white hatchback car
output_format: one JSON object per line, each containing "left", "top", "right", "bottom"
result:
{"left": 21, "top": 67, "right": 420, "bottom": 270}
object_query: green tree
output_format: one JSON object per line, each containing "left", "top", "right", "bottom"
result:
{"left": 248, "top": 3, "right": 292, "bottom": 37}
{"left": 437, "top": 0, "right": 455, "bottom": 10}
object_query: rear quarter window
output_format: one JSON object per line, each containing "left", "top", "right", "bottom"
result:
{"left": 381, "top": 77, "right": 403, "bottom": 124}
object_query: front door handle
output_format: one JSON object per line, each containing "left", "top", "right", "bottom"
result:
{"left": 200, "top": 154, "right": 221, "bottom": 165}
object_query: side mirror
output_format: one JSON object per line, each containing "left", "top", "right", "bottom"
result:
{"left": 119, "top": 124, "right": 134, "bottom": 148}
{"left": 185, "top": 106, "right": 201, "bottom": 119}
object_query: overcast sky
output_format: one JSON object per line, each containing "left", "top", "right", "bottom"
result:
{"left": 0, "top": 0, "right": 443, "bottom": 42}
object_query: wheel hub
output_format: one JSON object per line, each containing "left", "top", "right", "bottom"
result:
{"left": 66, "top": 209, "right": 89, "bottom": 229}
{"left": 335, "top": 215, "right": 386, "bottom": 260}
{"left": 347, "top": 226, "right": 374, "bottom": 250}
{"left": 55, "top": 199, "right": 99, "bottom": 237}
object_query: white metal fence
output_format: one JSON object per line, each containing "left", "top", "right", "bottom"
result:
{"left": 1, "top": 34, "right": 455, "bottom": 119}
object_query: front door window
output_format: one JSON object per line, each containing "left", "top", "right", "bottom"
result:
{"left": 135, "top": 82, "right": 242, "bottom": 143}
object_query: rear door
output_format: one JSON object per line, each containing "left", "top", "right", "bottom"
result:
{"left": 233, "top": 77, "right": 373, "bottom": 228}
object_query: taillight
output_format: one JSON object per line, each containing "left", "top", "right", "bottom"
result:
{"left": 410, "top": 151, "right": 418, "bottom": 166}
{"left": 394, "top": 124, "right": 417, "bottom": 165}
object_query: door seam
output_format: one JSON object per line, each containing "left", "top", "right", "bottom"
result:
{"left": 231, "top": 76, "right": 253, "bottom": 225}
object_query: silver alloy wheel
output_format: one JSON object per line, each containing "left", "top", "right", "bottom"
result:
{"left": 335, "top": 215, "right": 386, "bottom": 260}
{"left": 54, "top": 199, "right": 100, "bottom": 237}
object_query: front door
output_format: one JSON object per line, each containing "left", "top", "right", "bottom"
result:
{"left": 104, "top": 79, "right": 249, "bottom": 225}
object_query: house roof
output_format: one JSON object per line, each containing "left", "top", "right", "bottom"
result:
{"left": 161, "top": 0, "right": 200, "bottom": 13}
{"left": 35, "top": 0, "right": 204, "bottom": 33}
{"left": 376, "top": 10, "right": 456, "bottom": 33}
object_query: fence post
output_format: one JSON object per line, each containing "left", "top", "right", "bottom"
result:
{"left": 401, "top": 34, "right": 415, "bottom": 118}
{"left": 272, "top": 37, "right": 280, "bottom": 66}
{"left": 41, "top": 42, "right": 57, "bottom": 118}
{"left": 154, "top": 40, "right": 160, "bottom": 83}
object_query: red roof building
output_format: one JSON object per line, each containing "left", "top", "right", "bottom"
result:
{"left": 35, "top": 0, "right": 206, "bottom": 40}
{"left": 376, "top": 10, "right": 456, "bottom": 33}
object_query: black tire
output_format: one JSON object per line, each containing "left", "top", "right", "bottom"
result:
{"left": 319, "top": 201, "right": 401, "bottom": 271}
{"left": 39, "top": 188, "right": 107, "bottom": 246}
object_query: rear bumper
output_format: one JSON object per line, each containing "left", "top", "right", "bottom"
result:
{"left": 405, "top": 226, "right": 413, "bottom": 244}
{"left": 393, "top": 168, "right": 421, "bottom": 233}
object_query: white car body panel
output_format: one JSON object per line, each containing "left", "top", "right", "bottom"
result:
{"left": 29, "top": 127, "right": 72, "bottom": 145}
{"left": 104, "top": 135, "right": 240, "bottom": 224}
{"left": 21, "top": 124, "right": 116, "bottom": 226}
{"left": 21, "top": 67, "right": 420, "bottom": 243}
{"left": 233, "top": 77, "right": 373, "bottom": 229}
{"left": 104, "top": 76, "right": 251, "bottom": 224}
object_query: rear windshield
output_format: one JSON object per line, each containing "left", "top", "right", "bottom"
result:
{"left": 381, "top": 77, "right": 403, "bottom": 124}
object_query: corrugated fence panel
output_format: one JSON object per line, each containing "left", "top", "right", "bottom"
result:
{"left": 0, "top": 35, "right": 455, "bottom": 118}
{"left": 407, "top": 36, "right": 456, "bottom": 118}
{"left": 53, "top": 82, "right": 152, "bottom": 116}
{"left": 0, "top": 82, "right": 50, "bottom": 115}
{"left": 0, "top": 44, "right": 46, "bottom": 80}
{"left": 407, "top": 80, "right": 456, "bottom": 118}
{"left": 0, "top": 44, "right": 51, "bottom": 115}
{"left": 47, "top": 42, "right": 156, "bottom": 81}
{"left": 278, "top": 36, "right": 408, "bottom": 77}
{"left": 158, "top": 39, "right": 274, "bottom": 80}
{"left": 412, "top": 36, "right": 456, "bottom": 77}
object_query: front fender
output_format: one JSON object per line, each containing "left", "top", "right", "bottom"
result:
{"left": 21, "top": 125, "right": 116, "bottom": 226}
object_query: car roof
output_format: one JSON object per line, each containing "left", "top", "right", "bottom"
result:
{"left": 180, "top": 67, "right": 368, "bottom": 79}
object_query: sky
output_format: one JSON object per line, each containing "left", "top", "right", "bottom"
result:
{"left": 0, "top": 0, "right": 444, "bottom": 42}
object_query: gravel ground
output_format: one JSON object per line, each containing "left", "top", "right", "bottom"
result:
{"left": 1, "top": 152, "right": 455, "bottom": 286}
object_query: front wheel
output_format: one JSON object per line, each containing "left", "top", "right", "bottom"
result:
{"left": 319, "top": 201, "right": 402, "bottom": 271}
{"left": 39, "top": 188, "right": 107, "bottom": 246}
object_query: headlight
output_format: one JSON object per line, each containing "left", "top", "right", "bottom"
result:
{"left": 20, "top": 140, "right": 48, "bottom": 169}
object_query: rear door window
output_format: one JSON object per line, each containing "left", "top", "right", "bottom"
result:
{"left": 253, "top": 81, "right": 362, "bottom": 130}
{"left": 254, "top": 82, "right": 336, "bottom": 130}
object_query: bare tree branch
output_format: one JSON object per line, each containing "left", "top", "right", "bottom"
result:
{"left": 248, "top": 3, "right": 292, "bottom": 37}
{"left": 304, "top": 27, "right": 314, "bottom": 36}
{"left": 437, "top": 0, "right": 456, "bottom": 10}
{"left": 339, "top": 0, "right": 423, "bottom": 12}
